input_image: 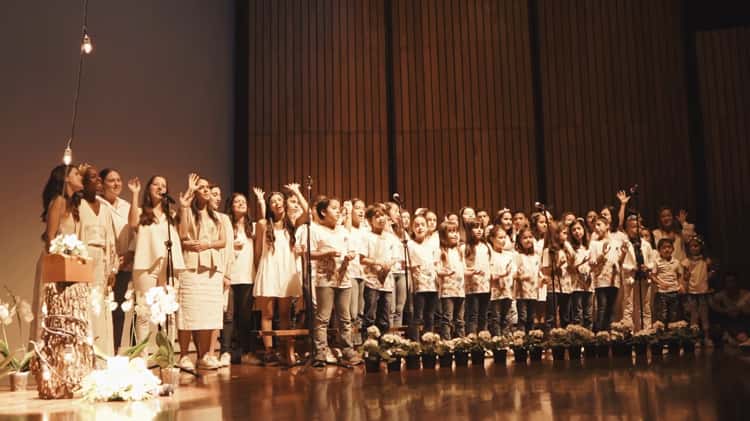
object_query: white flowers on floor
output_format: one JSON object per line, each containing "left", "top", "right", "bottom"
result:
{"left": 79, "top": 356, "right": 161, "bottom": 402}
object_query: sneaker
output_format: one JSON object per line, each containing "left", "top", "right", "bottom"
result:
{"left": 342, "top": 350, "right": 363, "bottom": 365}
{"left": 325, "top": 349, "right": 339, "bottom": 364}
{"left": 262, "top": 351, "right": 280, "bottom": 367}
{"left": 219, "top": 352, "right": 232, "bottom": 367}
{"left": 178, "top": 356, "right": 195, "bottom": 371}
{"left": 198, "top": 355, "right": 221, "bottom": 370}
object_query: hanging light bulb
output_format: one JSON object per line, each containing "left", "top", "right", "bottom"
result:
{"left": 81, "top": 31, "right": 93, "bottom": 54}
{"left": 62, "top": 145, "right": 73, "bottom": 166}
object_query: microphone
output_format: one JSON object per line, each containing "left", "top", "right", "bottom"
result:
{"left": 306, "top": 175, "right": 313, "bottom": 188}
{"left": 161, "top": 193, "right": 176, "bottom": 204}
{"left": 534, "top": 201, "right": 546, "bottom": 210}
{"left": 628, "top": 184, "right": 640, "bottom": 195}
{"left": 392, "top": 193, "right": 402, "bottom": 205}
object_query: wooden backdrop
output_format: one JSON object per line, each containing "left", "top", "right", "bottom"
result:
{"left": 237, "top": 0, "right": 748, "bottom": 270}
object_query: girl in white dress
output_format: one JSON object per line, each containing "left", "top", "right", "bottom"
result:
{"left": 487, "top": 225, "right": 516, "bottom": 336}
{"left": 177, "top": 174, "right": 226, "bottom": 369}
{"left": 251, "top": 183, "right": 308, "bottom": 365}
{"left": 78, "top": 164, "right": 118, "bottom": 356}
{"left": 125, "top": 175, "right": 186, "bottom": 356}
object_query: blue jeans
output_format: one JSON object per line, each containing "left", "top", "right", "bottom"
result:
{"left": 440, "top": 297, "right": 465, "bottom": 339}
{"left": 516, "top": 299, "right": 536, "bottom": 333}
{"left": 570, "top": 291, "right": 593, "bottom": 330}
{"left": 413, "top": 292, "right": 439, "bottom": 333}
{"left": 545, "top": 292, "right": 571, "bottom": 330}
{"left": 465, "top": 293, "right": 491, "bottom": 334}
{"left": 362, "top": 287, "right": 392, "bottom": 340}
{"left": 390, "top": 273, "right": 407, "bottom": 327}
{"left": 595, "top": 287, "right": 618, "bottom": 332}
{"left": 655, "top": 292, "right": 680, "bottom": 324}
{"left": 488, "top": 299, "right": 512, "bottom": 336}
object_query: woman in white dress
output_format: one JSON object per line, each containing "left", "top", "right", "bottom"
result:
{"left": 251, "top": 183, "right": 308, "bottom": 366}
{"left": 125, "top": 175, "right": 185, "bottom": 356}
{"left": 176, "top": 174, "right": 226, "bottom": 370}
{"left": 77, "top": 164, "right": 118, "bottom": 356}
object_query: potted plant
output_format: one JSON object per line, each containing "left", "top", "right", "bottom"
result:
{"left": 511, "top": 331, "right": 528, "bottom": 364}
{"left": 547, "top": 328, "right": 570, "bottom": 360}
{"left": 468, "top": 332, "right": 491, "bottom": 366}
{"left": 610, "top": 321, "right": 633, "bottom": 358}
{"left": 631, "top": 329, "right": 652, "bottom": 357}
{"left": 404, "top": 340, "right": 422, "bottom": 370}
{"left": 488, "top": 335, "right": 510, "bottom": 364}
{"left": 420, "top": 332, "right": 440, "bottom": 369}
{"left": 650, "top": 321, "right": 666, "bottom": 357}
{"left": 593, "top": 331, "right": 611, "bottom": 358}
{"left": 526, "top": 330, "right": 545, "bottom": 361}
{"left": 380, "top": 334, "right": 405, "bottom": 372}
{"left": 436, "top": 339, "right": 454, "bottom": 368}
{"left": 0, "top": 290, "right": 35, "bottom": 391}
{"left": 452, "top": 338, "right": 472, "bottom": 367}
{"left": 362, "top": 338, "right": 383, "bottom": 373}
{"left": 666, "top": 321, "right": 689, "bottom": 355}
{"left": 566, "top": 324, "right": 593, "bottom": 360}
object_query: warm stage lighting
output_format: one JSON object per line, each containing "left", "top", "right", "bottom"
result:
{"left": 81, "top": 33, "right": 93, "bottom": 54}
{"left": 62, "top": 145, "right": 73, "bottom": 165}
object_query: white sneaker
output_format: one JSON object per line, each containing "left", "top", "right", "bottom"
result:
{"left": 219, "top": 352, "right": 232, "bottom": 367}
{"left": 178, "top": 356, "right": 195, "bottom": 371}
{"left": 198, "top": 355, "right": 221, "bottom": 370}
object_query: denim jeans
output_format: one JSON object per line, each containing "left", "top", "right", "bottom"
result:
{"left": 516, "top": 299, "right": 536, "bottom": 333}
{"left": 465, "top": 293, "right": 491, "bottom": 334}
{"left": 488, "top": 299, "right": 512, "bottom": 336}
{"left": 655, "top": 291, "right": 680, "bottom": 324}
{"left": 570, "top": 291, "right": 593, "bottom": 330}
{"left": 413, "top": 292, "right": 439, "bottom": 333}
{"left": 314, "top": 287, "right": 353, "bottom": 360}
{"left": 545, "top": 292, "right": 571, "bottom": 330}
{"left": 595, "top": 287, "right": 619, "bottom": 331}
{"left": 390, "top": 273, "right": 407, "bottom": 327}
{"left": 440, "top": 297, "right": 465, "bottom": 339}
{"left": 362, "top": 287, "right": 392, "bottom": 340}
{"left": 687, "top": 294, "right": 710, "bottom": 331}
{"left": 350, "top": 278, "right": 365, "bottom": 327}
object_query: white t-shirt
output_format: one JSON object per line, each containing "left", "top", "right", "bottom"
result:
{"left": 311, "top": 223, "right": 353, "bottom": 289}
{"left": 229, "top": 227, "right": 254, "bottom": 285}
{"left": 489, "top": 248, "right": 516, "bottom": 300}
{"left": 465, "top": 242, "right": 491, "bottom": 294}
{"left": 438, "top": 247, "right": 465, "bottom": 298}
{"left": 407, "top": 239, "right": 440, "bottom": 293}
{"left": 589, "top": 236, "right": 625, "bottom": 289}
{"left": 682, "top": 257, "right": 709, "bottom": 294}
{"left": 362, "top": 231, "right": 397, "bottom": 292}
{"left": 346, "top": 225, "right": 368, "bottom": 280}
{"left": 514, "top": 252, "right": 541, "bottom": 300}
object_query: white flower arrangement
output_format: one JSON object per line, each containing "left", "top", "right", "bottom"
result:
{"left": 632, "top": 329, "right": 655, "bottom": 344}
{"left": 652, "top": 321, "right": 665, "bottom": 332}
{"left": 667, "top": 321, "right": 689, "bottom": 330}
{"left": 489, "top": 335, "right": 510, "bottom": 350}
{"left": 610, "top": 320, "right": 633, "bottom": 335}
{"left": 380, "top": 333, "right": 403, "bottom": 347}
{"left": 132, "top": 286, "right": 179, "bottom": 325}
{"left": 420, "top": 332, "right": 441, "bottom": 354}
{"left": 0, "top": 290, "right": 35, "bottom": 374}
{"left": 79, "top": 356, "right": 161, "bottom": 402}
{"left": 48, "top": 234, "right": 89, "bottom": 259}
{"left": 451, "top": 337, "right": 473, "bottom": 352}
{"left": 547, "top": 328, "right": 570, "bottom": 347}
{"left": 594, "top": 331, "right": 611, "bottom": 345}
{"left": 511, "top": 331, "right": 526, "bottom": 348}
{"left": 610, "top": 330, "right": 625, "bottom": 342}
{"left": 525, "top": 329, "right": 545, "bottom": 348}
{"left": 566, "top": 324, "right": 595, "bottom": 345}
{"left": 366, "top": 325, "right": 381, "bottom": 339}
{"left": 477, "top": 330, "right": 492, "bottom": 343}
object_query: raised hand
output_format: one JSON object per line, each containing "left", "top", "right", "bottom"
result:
{"left": 284, "top": 182, "right": 301, "bottom": 193}
{"left": 186, "top": 173, "right": 200, "bottom": 193}
{"left": 677, "top": 209, "right": 688, "bottom": 225}
{"left": 616, "top": 190, "right": 631, "bottom": 204}
{"left": 252, "top": 187, "right": 265, "bottom": 201}
{"left": 127, "top": 177, "right": 141, "bottom": 194}
{"left": 179, "top": 190, "right": 194, "bottom": 208}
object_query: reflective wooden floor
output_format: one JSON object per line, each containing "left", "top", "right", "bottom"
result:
{"left": 1, "top": 350, "right": 748, "bottom": 420}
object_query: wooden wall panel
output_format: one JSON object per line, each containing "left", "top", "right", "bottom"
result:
{"left": 391, "top": 0, "right": 537, "bottom": 217}
{"left": 246, "top": 0, "right": 389, "bottom": 206}
{"left": 696, "top": 27, "right": 750, "bottom": 273}
{"left": 538, "top": 0, "right": 694, "bottom": 224}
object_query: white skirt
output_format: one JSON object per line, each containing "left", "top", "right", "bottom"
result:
{"left": 253, "top": 247, "right": 302, "bottom": 298}
{"left": 177, "top": 270, "right": 223, "bottom": 330}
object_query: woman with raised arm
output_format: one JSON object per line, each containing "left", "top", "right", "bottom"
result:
{"left": 252, "top": 183, "right": 308, "bottom": 366}
{"left": 124, "top": 175, "right": 185, "bottom": 355}
{"left": 176, "top": 174, "right": 226, "bottom": 370}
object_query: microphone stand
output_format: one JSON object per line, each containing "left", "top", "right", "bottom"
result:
{"left": 629, "top": 188, "right": 646, "bottom": 331}
{"left": 540, "top": 203, "right": 558, "bottom": 329}
{"left": 394, "top": 197, "right": 417, "bottom": 340}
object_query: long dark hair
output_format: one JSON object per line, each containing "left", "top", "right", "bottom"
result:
{"left": 138, "top": 175, "right": 176, "bottom": 226}
{"left": 438, "top": 220, "right": 461, "bottom": 267}
{"left": 41, "top": 164, "right": 80, "bottom": 224}
{"left": 568, "top": 218, "right": 589, "bottom": 250}
{"left": 191, "top": 177, "right": 219, "bottom": 230}
{"left": 265, "top": 191, "right": 296, "bottom": 252}
{"left": 530, "top": 212, "right": 548, "bottom": 241}
{"left": 225, "top": 193, "right": 253, "bottom": 239}
{"left": 464, "top": 219, "right": 488, "bottom": 262}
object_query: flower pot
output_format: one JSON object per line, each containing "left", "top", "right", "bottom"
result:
{"left": 454, "top": 351, "right": 469, "bottom": 367}
{"left": 667, "top": 340, "right": 681, "bottom": 356}
{"left": 612, "top": 342, "right": 632, "bottom": 358}
{"left": 584, "top": 345, "right": 597, "bottom": 359}
{"left": 529, "top": 346, "right": 543, "bottom": 361}
{"left": 650, "top": 342, "right": 664, "bottom": 357}
{"left": 492, "top": 349, "right": 507, "bottom": 365}
{"left": 387, "top": 357, "right": 402, "bottom": 372}
{"left": 9, "top": 371, "right": 29, "bottom": 392}
{"left": 405, "top": 355, "right": 421, "bottom": 370}
{"left": 422, "top": 353, "right": 437, "bottom": 369}
{"left": 634, "top": 343, "right": 648, "bottom": 357}
{"left": 551, "top": 346, "right": 566, "bottom": 361}
{"left": 513, "top": 348, "right": 528, "bottom": 364}
{"left": 438, "top": 352, "right": 453, "bottom": 368}
{"left": 470, "top": 350, "right": 485, "bottom": 366}
{"left": 682, "top": 341, "right": 696, "bottom": 354}
{"left": 365, "top": 357, "right": 381, "bottom": 373}
{"left": 595, "top": 344, "right": 610, "bottom": 358}
{"left": 160, "top": 367, "right": 181, "bottom": 389}
{"left": 569, "top": 345, "right": 582, "bottom": 360}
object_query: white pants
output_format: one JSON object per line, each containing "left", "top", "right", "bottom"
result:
{"left": 622, "top": 280, "right": 652, "bottom": 331}
{"left": 132, "top": 263, "right": 167, "bottom": 354}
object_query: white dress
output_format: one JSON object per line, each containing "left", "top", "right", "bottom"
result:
{"left": 254, "top": 227, "right": 302, "bottom": 297}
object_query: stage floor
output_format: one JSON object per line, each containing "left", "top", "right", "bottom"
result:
{"left": 1, "top": 351, "right": 748, "bottom": 420}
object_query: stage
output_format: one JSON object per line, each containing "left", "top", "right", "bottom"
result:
{"left": 0, "top": 350, "right": 747, "bottom": 420}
